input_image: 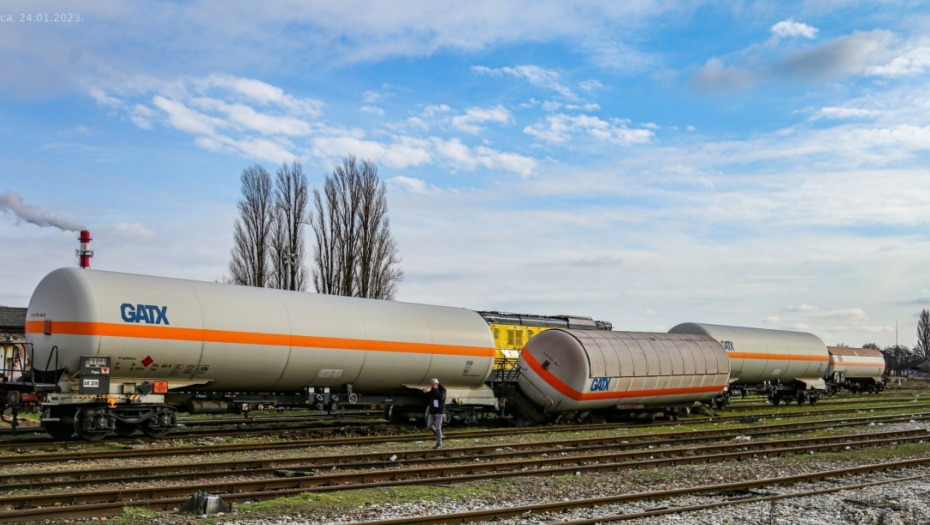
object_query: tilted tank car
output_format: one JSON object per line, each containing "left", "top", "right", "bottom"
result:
{"left": 512, "top": 329, "right": 730, "bottom": 422}
{"left": 825, "top": 346, "right": 886, "bottom": 394}
{"left": 21, "top": 268, "right": 499, "bottom": 440}
{"left": 669, "top": 322, "right": 829, "bottom": 405}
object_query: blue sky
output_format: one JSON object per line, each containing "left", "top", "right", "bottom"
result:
{"left": 2, "top": 1, "right": 930, "bottom": 347}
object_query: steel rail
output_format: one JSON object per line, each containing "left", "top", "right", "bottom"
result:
{"left": 0, "top": 410, "right": 384, "bottom": 436}
{"left": 726, "top": 396, "right": 920, "bottom": 411}
{"left": 0, "top": 414, "right": 386, "bottom": 446}
{"left": 1, "top": 409, "right": 929, "bottom": 468}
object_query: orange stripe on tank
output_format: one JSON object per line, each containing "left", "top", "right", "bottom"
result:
{"left": 728, "top": 351, "right": 829, "bottom": 362}
{"left": 25, "top": 321, "right": 495, "bottom": 358}
{"left": 521, "top": 348, "right": 725, "bottom": 402}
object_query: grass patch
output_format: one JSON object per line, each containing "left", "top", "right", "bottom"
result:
{"left": 790, "top": 441, "right": 930, "bottom": 462}
{"left": 113, "top": 506, "right": 159, "bottom": 521}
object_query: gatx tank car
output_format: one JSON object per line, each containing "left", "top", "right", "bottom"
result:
{"left": 669, "top": 322, "right": 830, "bottom": 405}
{"left": 512, "top": 329, "right": 730, "bottom": 423}
{"left": 13, "top": 268, "right": 500, "bottom": 440}
{"left": 825, "top": 346, "right": 886, "bottom": 394}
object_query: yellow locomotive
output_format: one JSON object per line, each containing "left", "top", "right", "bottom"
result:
{"left": 476, "top": 311, "right": 613, "bottom": 367}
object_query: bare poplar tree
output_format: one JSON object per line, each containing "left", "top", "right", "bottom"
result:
{"left": 311, "top": 177, "right": 342, "bottom": 295}
{"left": 310, "top": 156, "right": 403, "bottom": 299}
{"left": 229, "top": 165, "right": 274, "bottom": 287}
{"left": 270, "top": 161, "right": 309, "bottom": 291}
{"left": 918, "top": 309, "right": 930, "bottom": 359}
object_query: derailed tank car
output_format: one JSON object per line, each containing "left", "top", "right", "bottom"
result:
{"left": 669, "top": 322, "right": 829, "bottom": 405}
{"left": 23, "top": 268, "right": 498, "bottom": 440}
{"left": 826, "top": 346, "right": 886, "bottom": 394}
{"left": 512, "top": 329, "right": 730, "bottom": 422}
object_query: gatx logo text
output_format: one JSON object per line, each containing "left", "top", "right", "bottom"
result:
{"left": 120, "top": 304, "right": 170, "bottom": 325}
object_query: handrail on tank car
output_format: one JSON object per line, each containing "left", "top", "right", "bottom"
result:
{"left": 43, "top": 345, "right": 59, "bottom": 376}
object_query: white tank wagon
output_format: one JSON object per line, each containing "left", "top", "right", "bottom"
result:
{"left": 668, "top": 322, "right": 829, "bottom": 405}
{"left": 514, "top": 329, "right": 730, "bottom": 422}
{"left": 826, "top": 347, "right": 886, "bottom": 394}
{"left": 24, "top": 268, "right": 497, "bottom": 439}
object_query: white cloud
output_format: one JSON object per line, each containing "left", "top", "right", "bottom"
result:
{"left": 107, "top": 222, "right": 157, "bottom": 240}
{"left": 129, "top": 104, "right": 156, "bottom": 129}
{"left": 450, "top": 105, "right": 512, "bottom": 134}
{"left": 423, "top": 104, "right": 452, "bottom": 117}
{"left": 152, "top": 96, "right": 226, "bottom": 136}
{"left": 866, "top": 46, "right": 930, "bottom": 77}
{"left": 472, "top": 65, "right": 576, "bottom": 99}
{"left": 786, "top": 304, "right": 819, "bottom": 313}
{"left": 196, "top": 135, "right": 297, "bottom": 164}
{"left": 387, "top": 176, "right": 439, "bottom": 194}
{"left": 217, "top": 76, "right": 323, "bottom": 116}
{"left": 312, "top": 135, "right": 431, "bottom": 169}
{"left": 363, "top": 90, "right": 384, "bottom": 103}
{"left": 524, "top": 114, "right": 654, "bottom": 145}
{"left": 771, "top": 19, "right": 819, "bottom": 39}
{"left": 432, "top": 138, "right": 537, "bottom": 177}
{"left": 191, "top": 98, "right": 314, "bottom": 136}
{"left": 565, "top": 103, "right": 601, "bottom": 111}
{"left": 817, "top": 107, "right": 880, "bottom": 119}
{"left": 361, "top": 105, "right": 385, "bottom": 116}
{"left": 406, "top": 116, "right": 429, "bottom": 130}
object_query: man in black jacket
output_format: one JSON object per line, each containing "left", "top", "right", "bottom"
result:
{"left": 423, "top": 378, "right": 446, "bottom": 449}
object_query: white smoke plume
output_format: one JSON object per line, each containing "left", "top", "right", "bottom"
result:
{"left": 0, "top": 191, "right": 83, "bottom": 232}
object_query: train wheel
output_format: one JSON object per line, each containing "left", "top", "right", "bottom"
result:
{"left": 140, "top": 425, "right": 170, "bottom": 438}
{"left": 74, "top": 409, "right": 108, "bottom": 442}
{"left": 113, "top": 421, "right": 138, "bottom": 437}
{"left": 42, "top": 421, "right": 75, "bottom": 440}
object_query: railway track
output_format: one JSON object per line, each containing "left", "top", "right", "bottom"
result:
{"left": 2, "top": 404, "right": 929, "bottom": 465}
{"left": 725, "top": 395, "right": 923, "bottom": 411}
{"left": 348, "top": 461, "right": 930, "bottom": 524}
{"left": 2, "top": 412, "right": 928, "bottom": 492}
{"left": 0, "top": 419, "right": 927, "bottom": 522}
{"left": 0, "top": 410, "right": 384, "bottom": 438}
{"left": 1, "top": 400, "right": 928, "bottom": 458}
{"left": 0, "top": 414, "right": 391, "bottom": 450}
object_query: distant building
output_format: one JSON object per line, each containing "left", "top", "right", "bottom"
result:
{"left": 0, "top": 306, "right": 26, "bottom": 338}
{"left": 916, "top": 358, "right": 930, "bottom": 375}
{"left": 0, "top": 306, "right": 27, "bottom": 380}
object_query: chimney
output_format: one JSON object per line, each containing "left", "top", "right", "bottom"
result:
{"left": 77, "top": 230, "right": 93, "bottom": 269}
